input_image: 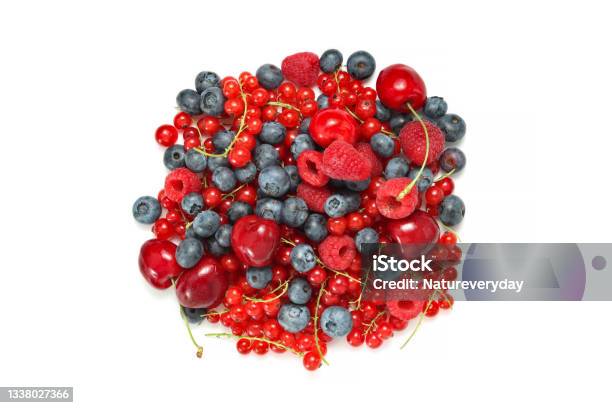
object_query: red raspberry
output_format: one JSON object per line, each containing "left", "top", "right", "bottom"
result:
{"left": 386, "top": 299, "right": 426, "bottom": 321}
{"left": 297, "top": 150, "right": 329, "bottom": 187}
{"left": 297, "top": 183, "right": 331, "bottom": 213}
{"left": 355, "top": 142, "right": 383, "bottom": 177}
{"left": 318, "top": 235, "right": 356, "bottom": 271}
{"left": 321, "top": 140, "right": 372, "bottom": 181}
{"left": 281, "top": 52, "right": 320, "bottom": 87}
{"left": 399, "top": 120, "right": 445, "bottom": 166}
{"left": 375, "top": 177, "right": 419, "bottom": 219}
{"left": 164, "top": 168, "right": 201, "bottom": 202}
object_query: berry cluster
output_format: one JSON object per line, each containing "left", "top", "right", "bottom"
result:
{"left": 133, "top": 50, "right": 467, "bottom": 370}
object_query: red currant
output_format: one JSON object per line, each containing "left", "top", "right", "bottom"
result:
{"left": 155, "top": 125, "right": 178, "bottom": 147}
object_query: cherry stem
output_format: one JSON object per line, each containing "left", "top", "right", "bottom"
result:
{"left": 399, "top": 290, "right": 438, "bottom": 350}
{"left": 313, "top": 281, "right": 330, "bottom": 366}
{"left": 396, "top": 103, "right": 429, "bottom": 201}
{"left": 180, "top": 306, "right": 204, "bottom": 358}
{"left": 205, "top": 332, "right": 304, "bottom": 356}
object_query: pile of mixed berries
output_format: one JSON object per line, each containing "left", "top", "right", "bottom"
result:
{"left": 133, "top": 50, "right": 466, "bottom": 370}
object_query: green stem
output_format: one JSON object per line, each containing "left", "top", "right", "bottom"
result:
{"left": 205, "top": 332, "right": 303, "bottom": 356}
{"left": 180, "top": 306, "right": 203, "bottom": 358}
{"left": 399, "top": 292, "right": 437, "bottom": 350}
{"left": 397, "top": 103, "right": 429, "bottom": 201}
{"left": 243, "top": 281, "right": 289, "bottom": 303}
{"left": 313, "top": 281, "right": 330, "bottom": 366}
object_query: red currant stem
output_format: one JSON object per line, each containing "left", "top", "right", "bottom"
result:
{"left": 313, "top": 281, "right": 330, "bottom": 366}
{"left": 332, "top": 270, "right": 362, "bottom": 285}
{"left": 397, "top": 103, "right": 429, "bottom": 201}
{"left": 202, "top": 310, "right": 227, "bottom": 317}
{"left": 180, "top": 306, "right": 204, "bottom": 358}
{"left": 434, "top": 168, "right": 456, "bottom": 182}
{"left": 399, "top": 291, "right": 438, "bottom": 350}
{"left": 221, "top": 183, "right": 246, "bottom": 200}
{"left": 243, "top": 281, "right": 289, "bottom": 303}
{"left": 266, "top": 101, "right": 302, "bottom": 116}
{"left": 205, "top": 332, "right": 304, "bottom": 356}
{"left": 344, "top": 106, "right": 363, "bottom": 123}
{"left": 437, "top": 291, "right": 453, "bottom": 310}
{"left": 363, "top": 310, "right": 386, "bottom": 335}
{"left": 333, "top": 69, "right": 341, "bottom": 94}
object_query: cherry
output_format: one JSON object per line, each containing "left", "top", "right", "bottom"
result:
{"left": 376, "top": 64, "right": 427, "bottom": 111}
{"left": 308, "top": 108, "right": 358, "bottom": 147}
{"left": 155, "top": 125, "right": 178, "bottom": 147}
{"left": 386, "top": 210, "right": 440, "bottom": 257}
{"left": 231, "top": 215, "right": 281, "bottom": 267}
{"left": 138, "top": 239, "right": 183, "bottom": 289}
{"left": 175, "top": 257, "right": 229, "bottom": 309}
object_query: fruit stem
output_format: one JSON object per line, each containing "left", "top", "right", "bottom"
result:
{"left": 266, "top": 101, "right": 302, "bottom": 116}
{"left": 313, "top": 281, "right": 330, "bottom": 366}
{"left": 434, "top": 168, "right": 455, "bottom": 182}
{"left": 399, "top": 291, "right": 438, "bottom": 350}
{"left": 396, "top": 103, "right": 429, "bottom": 201}
{"left": 180, "top": 306, "right": 204, "bottom": 358}
{"left": 205, "top": 332, "right": 304, "bottom": 356}
{"left": 363, "top": 310, "right": 386, "bottom": 335}
{"left": 243, "top": 281, "right": 289, "bottom": 303}
{"left": 221, "top": 183, "right": 246, "bottom": 200}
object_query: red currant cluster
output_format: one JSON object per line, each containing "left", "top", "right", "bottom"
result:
{"left": 134, "top": 50, "right": 466, "bottom": 371}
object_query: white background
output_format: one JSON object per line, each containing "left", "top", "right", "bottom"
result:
{"left": 1, "top": 1, "right": 611, "bottom": 407}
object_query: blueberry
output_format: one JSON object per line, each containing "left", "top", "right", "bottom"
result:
{"left": 234, "top": 161, "right": 257, "bottom": 183}
{"left": 342, "top": 191, "right": 361, "bottom": 212}
{"left": 328, "top": 179, "right": 345, "bottom": 189}
{"left": 299, "top": 117, "right": 311, "bottom": 134}
{"left": 176, "top": 238, "right": 204, "bottom": 268}
{"left": 384, "top": 157, "right": 410, "bottom": 179}
{"left": 195, "top": 71, "right": 220, "bottom": 93}
{"left": 324, "top": 194, "right": 349, "bottom": 217}
{"left": 303, "top": 213, "right": 328, "bottom": 243}
{"left": 256, "top": 64, "right": 283, "bottom": 90}
{"left": 253, "top": 143, "right": 280, "bottom": 170}
{"left": 355, "top": 227, "right": 379, "bottom": 253}
{"left": 192, "top": 210, "right": 221, "bottom": 238}
{"left": 132, "top": 196, "right": 161, "bottom": 224}
{"left": 320, "top": 49, "right": 343, "bottom": 73}
{"left": 281, "top": 197, "right": 309, "bottom": 227}
{"left": 181, "top": 305, "right": 206, "bottom": 324}
{"left": 288, "top": 277, "right": 312, "bottom": 304}
{"left": 199, "top": 86, "right": 225, "bottom": 116}
{"left": 390, "top": 112, "right": 412, "bottom": 134}
{"left": 213, "top": 130, "right": 235, "bottom": 151}
{"left": 206, "top": 236, "right": 228, "bottom": 257}
{"left": 176, "top": 89, "right": 202, "bottom": 116}
{"left": 246, "top": 266, "right": 273, "bottom": 289}
{"left": 278, "top": 303, "right": 310, "bottom": 333}
{"left": 284, "top": 165, "right": 300, "bottom": 192}
{"left": 185, "top": 227, "right": 202, "bottom": 240}
{"left": 408, "top": 167, "right": 434, "bottom": 192}
{"left": 207, "top": 155, "right": 229, "bottom": 171}
{"left": 423, "top": 96, "right": 448, "bottom": 118}
{"left": 320, "top": 306, "right": 353, "bottom": 337}
{"left": 375, "top": 100, "right": 391, "bottom": 122}
{"left": 163, "top": 145, "right": 186, "bottom": 170}
{"left": 345, "top": 178, "right": 370, "bottom": 192}
{"left": 439, "top": 195, "right": 465, "bottom": 226}
{"left": 290, "top": 134, "right": 315, "bottom": 159}
{"left": 212, "top": 166, "right": 237, "bottom": 192}
{"left": 370, "top": 133, "right": 394, "bottom": 158}
{"left": 214, "top": 224, "right": 232, "bottom": 248}
{"left": 181, "top": 192, "right": 204, "bottom": 216}
{"left": 439, "top": 147, "right": 466, "bottom": 173}
{"left": 290, "top": 243, "right": 317, "bottom": 273}
{"left": 317, "top": 94, "right": 329, "bottom": 110}
{"left": 347, "top": 51, "right": 376, "bottom": 80}
{"left": 258, "top": 165, "right": 290, "bottom": 198}
{"left": 438, "top": 114, "right": 466, "bottom": 143}
{"left": 185, "top": 149, "right": 207, "bottom": 172}
{"left": 255, "top": 198, "right": 283, "bottom": 223}
{"left": 227, "top": 201, "right": 253, "bottom": 223}
{"left": 260, "top": 121, "right": 286, "bottom": 144}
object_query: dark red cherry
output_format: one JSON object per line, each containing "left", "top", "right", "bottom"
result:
{"left": 308, "top": 108, "right": 358, "bottom": 147}
{"left": 376, "top": 64, "right": 427, "bottom": 112}
{"left": 386, "top": 210, "right": 439, "bottom": 258}
{"left": 231, "top": 215, "right": 281, "bottom": 267}
{"left": 138, "top": 239, "right": 183, "bottom": 289}
{"left": 175, "top": 257, "right": 228, "bottom": 309}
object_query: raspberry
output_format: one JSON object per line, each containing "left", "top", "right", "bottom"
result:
{"left": 321, "top": 140, "right": 372, "bottom": 181}
{"left": 281, "top": 52, "right": 320, "bottom": 87}
{"left": 297, "top": 150, "right": 329, "bottom": 187}
{"left": 355, "top": 142, "right": 383, "bottom": 177}
{"left": 375, "top": 177, "right": 419, "bottom": 219}
{"left": 399, "top": 120, "right": 445, "bottom": 166}
{"left": 386, "top": 299, "right": 426, "bottom": 321}
{"left": 297, "top": 183, "right": 331, "bottom": 213}
{"left": 318, "top": 235, "right": 356, "bottom": 271}
{"left": 164, "top": 168, "right": 201, "bottom": 202}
